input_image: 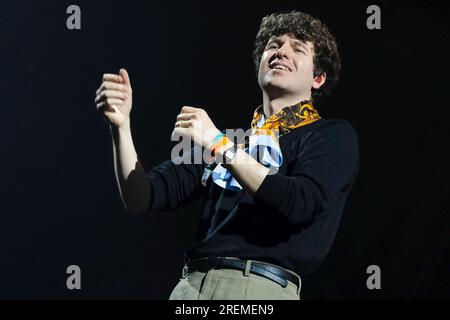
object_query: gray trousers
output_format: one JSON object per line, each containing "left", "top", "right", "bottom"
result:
{"left": 169, "top": 259, "right": 301, "bottom": 300}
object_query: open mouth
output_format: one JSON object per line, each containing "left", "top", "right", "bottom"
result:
{"left": 271, "top": 65, "right": 289, "bottom": 71}
{"left": 269, "top": 61, "right": 292, "bottom": 72}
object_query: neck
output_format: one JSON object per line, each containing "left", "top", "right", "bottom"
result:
{"left": 262, "top": 91, "right": 311, "bottom": 118}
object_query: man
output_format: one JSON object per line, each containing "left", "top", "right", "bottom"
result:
{"left": 95, "top": 11, "right": 359, "bottom": 300}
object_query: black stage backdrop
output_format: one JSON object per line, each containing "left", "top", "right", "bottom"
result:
{"left": 0, "top": 0, "right": 448, "bottom": 299}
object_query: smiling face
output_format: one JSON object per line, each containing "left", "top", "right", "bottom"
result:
{"left": 258, "top": 33, "right": 324, "bottom": 99}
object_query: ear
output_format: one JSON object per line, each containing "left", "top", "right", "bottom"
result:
{"left": 312, "top": 73, "right": 327, "bottom": 90}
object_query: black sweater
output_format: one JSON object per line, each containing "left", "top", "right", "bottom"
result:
{"left": 146, "top": 118, "right": 359, "bottom": 276}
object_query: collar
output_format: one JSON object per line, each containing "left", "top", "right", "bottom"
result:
{"left": 251, "top": 100, "right": 321, "bottom": 135}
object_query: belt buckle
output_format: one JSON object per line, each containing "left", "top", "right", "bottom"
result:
{"left": 182, "top": 264, "right": 189, "bottom": 278}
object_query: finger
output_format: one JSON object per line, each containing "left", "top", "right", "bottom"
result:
{"left": 104, "top": 98, "right": 125, "bottom": 106}
{"left": 96, "top": 101, "right": 114, "bottom": 112}
{"left": 95, "top": 93, "right": 125, "bottom": 104}
{"left": 176, "top": 113, "right": 195, "bottom": 121}
{"left": 97, "top": 82, "right": 128, "bottom": 94}
{"left": 175, "top": 120, "right": 193, "bottom": 128}
{"left": 102, "top": 73, "right": 123, "bottom": 83}
{"left": 119, "top": 68, "right": 131, "bottom": 87}
{"left": 96, "top": 89, "right": 128, "bottom": 100}
{"left": 95, "top": 90, "right": 128, "bottom": 103}
{"left": 180, "top": 106, "right": 198, "bottom": 114}
{"left": 96, "top": 101, "right": 105, "bottom": 111}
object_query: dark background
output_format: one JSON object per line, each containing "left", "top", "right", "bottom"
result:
{"left": 1, "top": 0, "right": 449, "bottom": 299}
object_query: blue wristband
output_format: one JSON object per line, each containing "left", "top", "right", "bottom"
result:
{"left": 211, "top": 131, "right": 226, "bottom": 146}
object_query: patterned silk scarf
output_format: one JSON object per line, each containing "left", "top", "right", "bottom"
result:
{"left": 250, "top": 100, "right": 321, "bottom": 137}
{"left": 211, "top": 100, "right": 321, "bottom": 190}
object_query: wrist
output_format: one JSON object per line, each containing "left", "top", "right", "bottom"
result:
{"left": 110, "top": 120, "right": 131, "bottom": 137}
{"left": 212, "top": 137, "right": 236, "bottom": 165}
{"left": 219, "top": 147, "right": 237, "bottom": 166}
{"left": 206, "top": 129, "right": 224, "bottom": 151}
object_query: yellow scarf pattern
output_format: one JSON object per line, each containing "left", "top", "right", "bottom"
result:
{"left": 251, "top": 100, "right": 321, "bottom": 135}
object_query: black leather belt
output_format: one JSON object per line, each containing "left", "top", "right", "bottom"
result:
{"left": 184, "top": 257, "right": 300, "bottom": 289}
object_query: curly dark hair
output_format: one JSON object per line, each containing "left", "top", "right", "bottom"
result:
{"left": 254, "top": 11, "right": 341, "bottom": 99}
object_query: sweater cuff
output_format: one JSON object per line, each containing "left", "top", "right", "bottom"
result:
{"left": 253, "top": 173, "right": 288, "bottom": 208}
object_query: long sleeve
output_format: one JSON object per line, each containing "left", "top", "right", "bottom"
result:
{"left": 146, "top": 148, "right": 206, "bottom": 212}
{"left": 253, "top": 120, "right": 359, "bottom": 225}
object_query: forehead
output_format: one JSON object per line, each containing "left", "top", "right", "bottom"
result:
{"left": 269, "top": 33, "right": 313, "bottom": 48}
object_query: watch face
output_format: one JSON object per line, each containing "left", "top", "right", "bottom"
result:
{"left": 224, "top": 150, "right": 236, "bottom": 164}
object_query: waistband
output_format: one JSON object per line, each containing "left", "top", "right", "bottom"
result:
{"left": 184, "top": 257, "right": 301, "bottom": 289}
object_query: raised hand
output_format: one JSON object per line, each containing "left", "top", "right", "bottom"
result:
{"left": 95, "top": 68, "right": 133, "bottom": 128}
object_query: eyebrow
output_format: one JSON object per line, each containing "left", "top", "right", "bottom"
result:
{"left": 267, "top": 37, "right": 310, "bottom": 52}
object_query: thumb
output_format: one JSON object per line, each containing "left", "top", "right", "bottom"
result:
{"left": 119, "top": 68, "right": 131, "bottom": 87}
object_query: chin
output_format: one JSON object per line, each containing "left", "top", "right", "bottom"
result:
{"left": 263, "top": 78, "right": 291, "bottom": 93}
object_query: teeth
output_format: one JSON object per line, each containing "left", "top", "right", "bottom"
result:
{"left": 272, "top": 65, "right": 288, "bottom": 71}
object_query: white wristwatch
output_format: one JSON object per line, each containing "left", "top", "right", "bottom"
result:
{"left": 223, "top": 149, "right": 237, "bottom": 165}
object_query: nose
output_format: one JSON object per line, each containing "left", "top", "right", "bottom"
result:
{"left": 275, "top": 43, "right": 290, "bottom": 59}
